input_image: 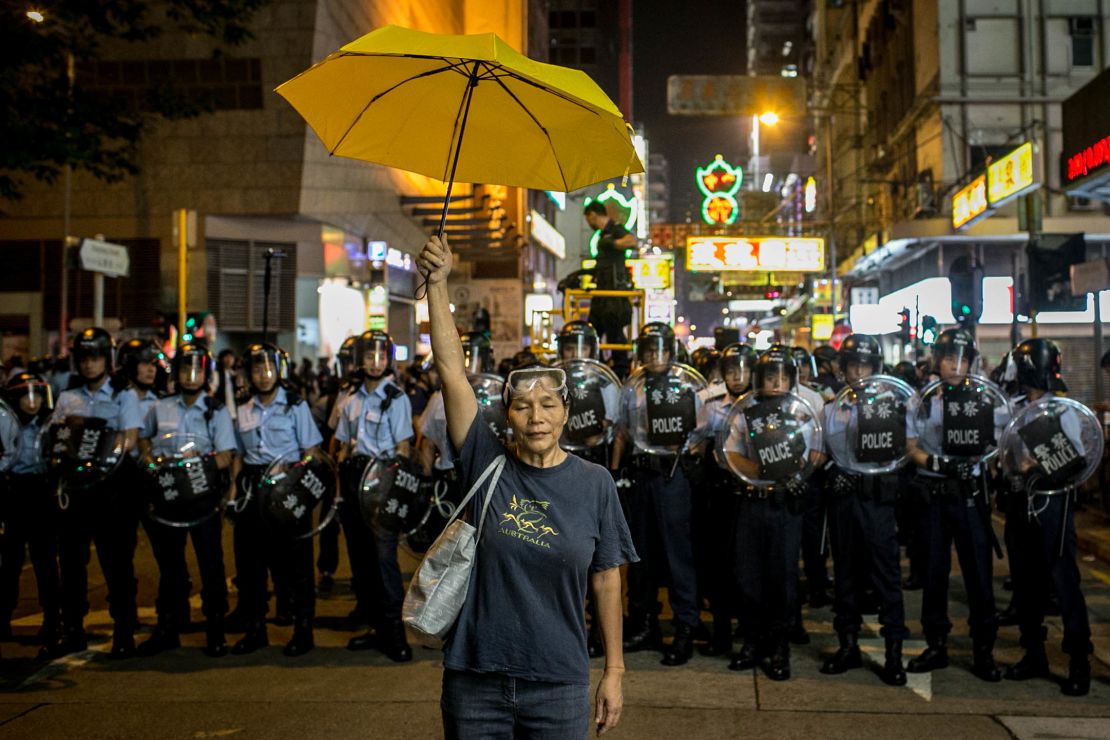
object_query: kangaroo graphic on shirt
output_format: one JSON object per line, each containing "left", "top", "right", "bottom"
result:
{"left": 501, "top": 495, "right": 560, "bottom": 540}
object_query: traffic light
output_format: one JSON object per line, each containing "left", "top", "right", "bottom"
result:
{"left": 949, "top": 256, "right": 983, "bottom": 327}
{"left": 921, "top": 315, "right": 938, "bottom": 344}
{"left": 898, "top": 308, "right": 912, "bottom": 344}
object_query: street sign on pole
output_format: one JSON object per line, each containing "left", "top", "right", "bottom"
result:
{"left": 78, "top": 238, "right": 130, "bottom": 278}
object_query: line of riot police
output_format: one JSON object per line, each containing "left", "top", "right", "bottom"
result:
{"left": 0, "top": 321, "right": 1099, "bottom": 697}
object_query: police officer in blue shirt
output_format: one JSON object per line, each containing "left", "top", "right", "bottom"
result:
{"left": 137, "top": 342, "right": 237, "bottom": 658}
{"left": 1002, "top": 339, "right": 1093, "bottom": 695}
{"left": 0, "top": 373, "right": 60, "bottom": 644}
{"left": 338, "top": 330, "right": 415, "bottom": 662}
{"left": 41, "top": 328, "right": 143, "bottom": 659}
{"left": 229, "top": 343, "right": 323, "bottom": 657}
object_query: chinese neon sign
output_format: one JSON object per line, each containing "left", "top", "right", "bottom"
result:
{"left": 1066, "top": 133, "right": 1110, "bottom": 183}
{"left": 987, "top": 141, "right": 1036, "bottom": 205}
{"left": 952, "top": 175, "right": 989, "bottom": 230}
{"left": 685, "top": 236, "right": 825, "bottom": 272}
{"left": 585, "top": 184, "right": 638, "bottom": 257}
{"left": 696, "top": 154, "right": 742, "bottom": 225}
{"left": 804, "top": 176, "right": 817, "bottom": 213}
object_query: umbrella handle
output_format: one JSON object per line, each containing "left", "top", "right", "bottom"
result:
{"left": 416, "top": 63, "right": 482, "bottom": 301}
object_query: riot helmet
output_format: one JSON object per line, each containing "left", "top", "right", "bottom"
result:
{"left": 691, "top": 347, "right": 722, "bottom": 383}
{"left": 243, "top": 343, "right": 288, "bottom": 394}
{"left": 356, "top": 330, "right": 393, "bottom": 379}
{"left": 713, "top": 326, "right": 741, "bottom": 350}
{"left": 1012, "top": 338, "right": 1066, "bottom": 393}
{"left": 838, "top": 334, "right": 883, "bottom": 384}
{"left": 932, "top": 328, "right": 978, "bottom": 381}
{"left": 72, "top": 327, "right": 115, "bottom": 382}
{"left": 813, "top": 345, "right": 839, "bottom": 375}
{"left": 5, "top": 372, "right": 53, "bottom": 419}
{"left": 892, "top": 360, "right": 918, "bottom": 389}
{"left": 720, "top": 343, "right": 758, "bottom": 397}
{"left": 754, "top": 344, "right": 797, "bottom": 394}
{"left": 336, "top": 336, "right": 357, "bottom": 379}
{"left": 117, "top": 338, "right": 163, "bottom": 390}
{"left": 460, "top": 332, "right": 494, "bottom": 375}
{"left": 790, "top": 347, "right": 818, "bottom": 384}
{"left": 557, "top": 320, "right": 599, "bottom": 361}
{"left": 173, "top": 342, "right": 214, "bottom": 393}
{"left": 635, "top": 322, "right": 675, "bottom": 371}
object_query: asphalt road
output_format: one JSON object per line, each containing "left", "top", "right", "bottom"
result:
{"left": 3, "top": 515, "right": 1110, "bottom": 739}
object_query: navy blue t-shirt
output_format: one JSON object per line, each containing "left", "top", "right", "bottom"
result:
{"left": 443, "top": 414, "right": 638, "bottom": 684}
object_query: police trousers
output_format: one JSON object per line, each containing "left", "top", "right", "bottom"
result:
{"left": 1008, "top": 492, "right": 1091, "bottom": 656}
{"left": 827, "top": 477, "right": 908, "bottom": 640}
{"left": 625, "top": 463, "right": 699, "bottom": 627}
{"left": 57, "top": 462, "right": 141, "bottom": 634}
{"left": 145, "top": 513, "right": 228, "bottom": 627}
{"left": 915, "top": 477, "right": 996, "bottom": 642}
{"left": 339, "top": 460, "right": 404, "bottom": 625}
{"left": 734, "top": 494, "right": 802, "bottom": 642}
{"left": 233, "top": 467, "right": 315, "bottom": 623}
{"left": 0, "top": 473, "right": 60, "bottom": 624}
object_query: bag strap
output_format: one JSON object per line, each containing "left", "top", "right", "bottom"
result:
{"left": 473, "top": 457, "right": 506, "bottom": 541}
{"left": 444, "top": 454, "right": 506, "bottom": 530}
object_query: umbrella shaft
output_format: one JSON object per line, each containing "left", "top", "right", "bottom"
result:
{"left": 437, "top": 64, "right": 481, "bottom": 237}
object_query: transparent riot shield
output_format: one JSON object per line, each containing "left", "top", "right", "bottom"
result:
{"left": 470, "top": 373, "right": 510, "bottom": 441}
{"left": 559, "top": 358, "right": 621, "bottom": 452}
{"left": 909, "top": 375, "right": 1012, "bottom": 466}
{"left": 44, "top": 415, "right": 127, "bottom": 509}
{"left": 256, "top": 449, "right": 339, "bottom": 540}
{"left": 357, "top": 456, "right": 433, "bottom": 536}
{"left": 621, "top": 364, "right": 708, "bottom": 456}
{"left": 826, "top": 375, "right": 915, "bottom": 475}
{"left": 143, "top": 432, "right": 225, "bottom": 528}
{"left": 717, "top": 390, "right": 823, "bottom": 490}
{"left": 403, "top": 467, "right": 463, "bottom": 555}
{"left": 1000, "top": 395, "right": 1103, "bottom": 497}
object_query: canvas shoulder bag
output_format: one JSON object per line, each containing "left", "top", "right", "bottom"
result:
{"left": 402, "top": 454, "right": 506, "bottom": 640}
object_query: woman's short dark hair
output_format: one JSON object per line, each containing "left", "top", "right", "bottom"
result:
{"left": 583, "top": 201, "right": 607, "bottom": 217}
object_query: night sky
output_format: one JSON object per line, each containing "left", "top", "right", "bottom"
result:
{"left": 632, "top": 0, "right": 750, "bottom": 220}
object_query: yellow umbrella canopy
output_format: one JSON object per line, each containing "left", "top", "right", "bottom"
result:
{"left": 276, "top": 25, "right": 643, "bottom": 201}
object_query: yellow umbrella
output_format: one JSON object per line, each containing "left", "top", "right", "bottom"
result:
{"left": 276, "top": 25, "right": 643, "bottom": 236}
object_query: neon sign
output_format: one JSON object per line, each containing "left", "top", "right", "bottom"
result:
{"left": 1066, "top": 133, "right": 1110, "bottom": 183}
{"left": 951, "top": 174, "right": 989, "bottom": 230}
{"left": 987, "top": 142, "right": 1036, "bottom": 205}
{"left": 585, "top": 184, "right": 638, "bottom": 257}
{"left": 685, "top": 236, "right": 825, "bottom": 272}
{"left": 804, "top": 176, "right": 817, "bottom": 213}
{"left": 696, "top": 154, "right": 742, "bottom": 225}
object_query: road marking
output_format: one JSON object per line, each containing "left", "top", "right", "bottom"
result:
{"left": 1089, "top": 568, "right": 1110, "bottom": 588}
{"left": 18, "top": 644, "right": 109, "bottom": 690}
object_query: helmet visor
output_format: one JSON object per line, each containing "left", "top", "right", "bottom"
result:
{"left": 558, "top": 334, "right": 598, "bottom": 361}
{"left": 178, "top": 354, "right": 207, "bottom": 387}
{"left": 11, "top": 380, "right": 53, "bottom": 412}
{"left": 933, "top": 343, "right": 977, "bottom": 381}
{"left": 462, "top": 346, "right": 488, "bottom": 375}
{"left": 722, "top": 358, "right": 752, "bottom": 395}
{"left": 636, "top": 335, "right": 671, "bottom": 366}
{"left": 361, "top": 340, "right": 390, "bottom": 375}
{"left": 756, "top": 365, "right": 794, "bottom": 394}
{"left": 249, "top": 350, "right": 279, "bottom": 386}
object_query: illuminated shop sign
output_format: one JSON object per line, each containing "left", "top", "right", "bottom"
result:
{"left": 585, "top": 184, "right": 638, "bottom": 258}
{"left": 696, "top": 154, "right": 742, "bottom": 226}
{"left": 529, "top": 210, "right": 566, "bottom": 259}
{"left": 1066, "top": 133, "right": 1110, "bottom": 183}
{"left": 685, "top": 236, "right": 825, "bottom": 272}
{"left": 987, "top": 141, "right": 1036, "bottom": 205}
{"left": 952, "top": 175, "right": 989, "bottom": 230}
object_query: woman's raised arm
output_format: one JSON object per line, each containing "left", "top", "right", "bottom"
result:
{"left": 417, "top": 235, "right": 477, "bottom": 451}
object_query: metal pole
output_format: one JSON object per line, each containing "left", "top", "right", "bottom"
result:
{"left": 177, "top": 209, "right": 187, "bottom": 345}
{"left": 1010, "top": 249, "right": 1022, "bottom": 348}
{"left": 59, "top": 51, "right": 75, "bottom": 352}
{"left": 824, "top": 115, "right": 838, "bottom": 323}
{"left": 92, "top": 272, "right": 104, "bottom": 327}
{"left": 1095, "top": 291, "right": 1104, "bottom": 404}
{"left": 262, "top": 250, "right": 273, "bottom": 344}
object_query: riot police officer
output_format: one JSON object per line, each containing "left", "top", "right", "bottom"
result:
{"left": 137, "top": 343, "right": 237, "bottom": 658}
{"left": 720, "top": 346, "right": 820, "bottom": 680}
{"left": 905, "top": 328, "right": 1007, "bottom": 681}
{"left": 1002, "top": 339, "right": 1092, "bottom": 695}
{"left": 0, "top": 373, "right": 60, "bottom": 644}
{"left": 557, "top": 320, "right": 600, "bottom": 363}
{"left": 229, "top": 343, "right": 323, "bottom": 657}
{"left": 338, "top": 330, "right": 415, "bottom": 662}
{"left": 42, "top": 328, "right": 143, "bottom": 658}
{"left": 316, "top": 334, "right": 358, "bottom": 595}
{"left": 819, "top": 334, "right": 908, "bottom": 685}
{"left": 612, "top": 322, "right": 704, "bottom": 666}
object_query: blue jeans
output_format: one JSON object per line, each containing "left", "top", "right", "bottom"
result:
{"left": 441, "top": 669, "right": 590, "bottom": 740}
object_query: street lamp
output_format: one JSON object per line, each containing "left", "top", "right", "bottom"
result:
{"left": 27, "top": 10, "right": 44, "bottom": 23}
{"left": 751, "top": 110, "right": 778, "bottom": 187}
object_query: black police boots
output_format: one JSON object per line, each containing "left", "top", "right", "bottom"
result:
{"left": 204, "top": 618, "right": 228, "bottom": 658}
{"left": 728, "top": 640, "right": 761, "bottom": 671}
{"left": 882, "top": 638, "right": 907, "bottom": 686}
{"left": 1061, "top": 654, "right": 1091, "bottom": 697}
{"left": 907, "top": 634, "right": 948, "bottom": 673}
{"left": 283, "top": 618, "right": 314, "bottom": 657}
{"left": 820, "top": 632, "right": 862, "bottom": 674}
{"left": 136, "top": 625, "right": 181, "bottom": 657}
{"left": 1004, "top": 631, "right": 1049, "bottom": 681}
{"left": 622, "top": 614, "right": 661, "bottom": 652}
{"left": 38, "top": 626, "right": 87, "bottom": 659}
{"left": 699, "top": 619, "right": 733, "bottom": 657}
{"left": 110, "top": 628, "right": 136, "bottom": 660}
{"left": 661, "top": 623, "right": 695, "bottom": 666}
{"left": 377, "top": 620, "right": 413, "bottom": 663}
{"left": 971, "top": 638, "right": 1002, "bottom": 682}
{"left": 765, "top": 639, "right": 791, "bottom": 681}
{"left": 231, "top": 622, "right": 269, "bottom": 655}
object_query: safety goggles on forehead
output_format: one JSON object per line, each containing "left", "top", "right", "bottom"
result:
{"left": 503, "top": 367, "right": 568, "bottom": 405}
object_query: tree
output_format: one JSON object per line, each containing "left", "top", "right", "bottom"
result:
{"left": 0, "top": 0, "right": 269, "bottom": 203}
